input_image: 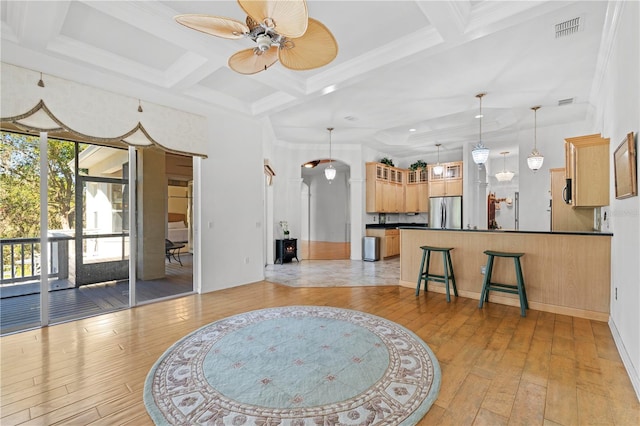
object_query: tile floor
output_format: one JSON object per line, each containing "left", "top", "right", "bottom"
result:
{"left": 264, "top": 257, "right": 401, "bottom": 287}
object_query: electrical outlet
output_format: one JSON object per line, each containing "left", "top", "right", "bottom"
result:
{"left": 244, "top": 257, "right": 250, "bottom": 264}
{"left": 480, "top": 265, "right": 486, "bottom": 275}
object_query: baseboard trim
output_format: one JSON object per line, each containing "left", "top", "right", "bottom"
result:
{"left": 400, "top": 279, "right": 609, "bottom": 322}
{"left": 609, "top": 318, "right": 640, "bottom": 402}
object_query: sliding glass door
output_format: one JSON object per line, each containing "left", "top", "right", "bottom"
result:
{"left": 1, "top": 132, "right": 196, "bottom": 335}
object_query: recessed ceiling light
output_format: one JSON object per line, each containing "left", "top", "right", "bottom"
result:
{"left": 409, "top": 128, "right": 416, "bottom": 132}
{"left": 475, "top": 114, "right": 483, "bottom": 119}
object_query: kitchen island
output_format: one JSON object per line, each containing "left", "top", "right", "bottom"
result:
{"left": 399, "top": 227, "right": 612, "bottom": 321}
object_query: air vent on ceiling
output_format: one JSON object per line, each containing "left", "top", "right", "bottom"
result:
{"left": 558, "top": 98, "right": 574, "bottom": 106}
{"left": 555, "top": 17, "right": 581, "bottom": 38}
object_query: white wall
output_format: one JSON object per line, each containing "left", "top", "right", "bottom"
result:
{"left": 517, "top": 120, "right": 590, "bottom": 231}
{"left": 199, "top": 114, "right": 265, "bottom": 293}
{"left": 594, "top": 0, "right": 640, "bottom": 398}
{"left": 463, "top": 120, "right": 590, "bottom": 231}
{"left": 271, "top": 142, "right": 364, "bottom": 261}
{"left": 307, "top": 168, "right": 351, "bottom": 242}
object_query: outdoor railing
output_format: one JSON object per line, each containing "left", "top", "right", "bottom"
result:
{"left": 0, "top": 235, "right": 71, "bottom": 285}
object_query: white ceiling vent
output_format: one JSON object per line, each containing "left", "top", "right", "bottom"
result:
{"left": 558, "top": 97, "right": 574, "bottom": 106}
{"left": 555, "top": 17, "right": 581, "bottom": 38}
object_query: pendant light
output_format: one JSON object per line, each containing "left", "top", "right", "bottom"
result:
{"left": 471, "top": 92, "right": 489, "bottom": 165}
{"left": 324, "top": 127, "right": 336, "bottom": 181}
{"left": 495, "top": 151, "right": 514, "bottom": 182}
{"left": 527, "top": 106, "right": 544, "bottom": 171}
{"left": 433, "top": 143, "right": 444, "bottom": 175}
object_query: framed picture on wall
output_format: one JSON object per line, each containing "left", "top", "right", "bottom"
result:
{"left": 613, "top": 132, "right": 637, "bottom": 199}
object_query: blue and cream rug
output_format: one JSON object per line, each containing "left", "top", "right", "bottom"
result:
{"left": 144, "top": 306, "right": 440, "bottom": 425}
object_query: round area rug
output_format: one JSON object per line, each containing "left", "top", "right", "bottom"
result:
{"left": 144, "top": 306, "right": 440, "bottom": 425}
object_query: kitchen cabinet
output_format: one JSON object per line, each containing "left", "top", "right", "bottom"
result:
{"left": 366, "top": 163, "right": 387, "bottom": 212}
{"left": 366, "top": 228, "right": 400, "bottom": 258}
{"left": 405, "top": 169, "right": 429, "bottom": 213}
{"left": 564, "top": 134, "right": 610, "bottom": 207}
{"left": 365, "top": 162, "right": 404, "bottom": 213}
{"left": 428, "top": 161, "right": 463, "bottom": 197}
{"left": 550, "top": 168, "right": 594, "bottom": 232}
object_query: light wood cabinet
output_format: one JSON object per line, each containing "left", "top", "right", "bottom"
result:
{"left": 428, "top": 161, "right": 463, "bottom": 197}
{"left": 564, "top": 134, "right": 610, "bottom": 207}
{"left": 366, "top": 228, "right": 400, "bottom": 258}
{"left": 405, "top": 169, "right": 429, "bottom": 213}
{"left": 550, "top": 168, "right": 594, "bottom": 232}
{"left": 365, "top": 162, "right": 407, "bottom": 213}
{"left": 366, "top": 163, "right": 387, "bottom": 213}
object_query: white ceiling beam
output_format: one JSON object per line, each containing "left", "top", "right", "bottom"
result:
{"left": 5, "top": 1, "right": 70, "bottom": 49}
{"left": 415, "top": 0, "right": 471, "bottom": 41}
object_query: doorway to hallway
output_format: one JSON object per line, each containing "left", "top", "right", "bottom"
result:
{"left": 300, "top": 160, "right": 350, "bottom": 260}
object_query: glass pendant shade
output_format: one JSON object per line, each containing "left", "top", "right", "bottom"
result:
{"left": 495, "top": 151, "right": 514, "bottom": 182}
{"left": 527, "top": 150, "right": 544, "bottom": 171}
{"left": 527, "top": 106, "right": 544, "bottom": 172}
{"left": 324, "top": 164, "right": 336, "bottom": 180}
{"left": 495, "top": 170, "right": 515, "bottom": 182}
{"left": 472, "top": 142, "right": 489, "bottom": 165}
{"left": 433, "top": 143, "right": 444, "bottom": 175}
{"left": 325, "top": 127, "right": 336, "bottom": 181}
{"left": 472, "top": 93, "right": 489, "bottom": 165}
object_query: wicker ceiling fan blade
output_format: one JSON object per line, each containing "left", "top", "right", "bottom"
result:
{"left": 278, "top": 18, "right": 338, "bottom": 71}
{"left": 238, "top": 0, "right": 308, "bottom": 38}
{"left": 228, "top": 47, "right": 279, "bottom": 75}
{"left": 175, "top": 14, "right": 249, "bottom": 39}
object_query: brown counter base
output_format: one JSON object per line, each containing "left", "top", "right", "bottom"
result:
{"left": 399, "top": 280, "right": 609, "bottom": 322}
{"left": 400, "top": 229, "right": 611, "bottom": 322}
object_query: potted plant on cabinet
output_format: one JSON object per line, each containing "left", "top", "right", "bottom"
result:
{"left": 409, "top": 160, "right": 428, "bottom": 171}
{"left": 380, "top": 157, "right": 394, "bottom": 167}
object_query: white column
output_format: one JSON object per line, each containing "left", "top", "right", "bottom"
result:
{"left": 39, "top": 132, "right": 49, "bottom": 326}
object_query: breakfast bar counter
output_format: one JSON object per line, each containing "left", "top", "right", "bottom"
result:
{"left": 399, "top": 227, "right": 612, "bottom": 321}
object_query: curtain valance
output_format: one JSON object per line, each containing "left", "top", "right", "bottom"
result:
{"left": 1, "top": 63, "right": 207, "bottom": 158}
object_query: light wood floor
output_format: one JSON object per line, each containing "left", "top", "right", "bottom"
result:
{"left": 300, "top": 240, "right": 350, "bottom": 260}
{"left": 1, "top": 282, "right": 638, "bottom": 425}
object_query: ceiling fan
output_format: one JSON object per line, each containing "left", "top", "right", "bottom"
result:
{"left": 175, "top": 0, "right": 338, "bottom": 75}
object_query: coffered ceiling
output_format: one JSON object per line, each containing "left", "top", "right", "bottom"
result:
{"left": 0, "top": 1, "right": 612, "bottom": 160}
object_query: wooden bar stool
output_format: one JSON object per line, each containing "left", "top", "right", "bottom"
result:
{"left": 478, "top": 250, "right": 529, "bottom": 317}
{"left": 416, "top": 246, "right": 458, "bottom": 302}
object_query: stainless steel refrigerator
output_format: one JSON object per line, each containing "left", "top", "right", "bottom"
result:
{"left": 429, "top": 196, "right": 463, "bottom": 229}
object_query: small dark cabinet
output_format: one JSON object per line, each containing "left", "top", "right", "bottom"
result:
{"left": 275, "top": 239, "right": 299, "bottom": 264}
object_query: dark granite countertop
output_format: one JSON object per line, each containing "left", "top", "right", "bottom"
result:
{"left": 366, "top": 223, "right": 428, "bottom": 229}
{"left": 398, "top": 226, "right": 612, "bottom": 237}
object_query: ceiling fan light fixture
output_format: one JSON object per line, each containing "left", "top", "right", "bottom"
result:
{"left": 472, "top": 93, "right": 489, "bottom": 165}
{"left": 527, "top": 106, "right": 545, "bottom": 172}
{"left": 256, "top": 34, "right": 272, "bottom": 51}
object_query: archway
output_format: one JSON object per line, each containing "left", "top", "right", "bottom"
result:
{"left": 300, "top": 159, "right": 350, "bottom": 260}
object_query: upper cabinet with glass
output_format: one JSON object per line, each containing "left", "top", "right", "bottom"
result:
{"left": 428, "top": 161, "right": 463, "bottom": 197}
